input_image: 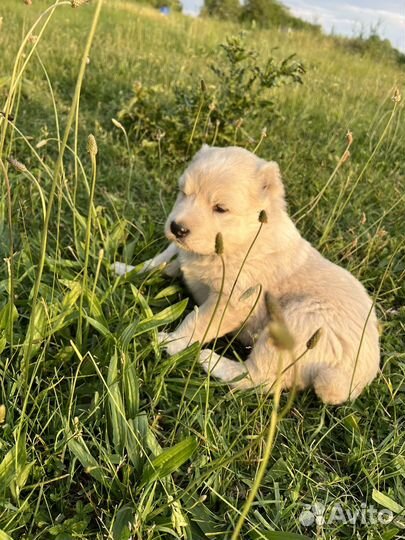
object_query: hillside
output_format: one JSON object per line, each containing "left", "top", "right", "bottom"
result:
{"left": 0, "top": 1, "right": 404, "bottom": 538}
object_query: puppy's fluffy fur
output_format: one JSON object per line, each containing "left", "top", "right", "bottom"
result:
{"left": 115, "top": 145, "right": 380, "bottom": 404}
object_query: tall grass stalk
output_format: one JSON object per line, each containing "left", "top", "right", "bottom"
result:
{"left": 77, "top": 134, "right": 98, "bottom": 347}
{"left": 294, "top": 131, "right": 353, "bottom": 224}
{"left": 186, "top": 86, "right": 206, "bottom": 159}
{"left": 319, "top": 95, "right": 400, "bottom": 245}
{"left": 0, "top": 162, "right": 14, "bottom": 351}
{"left": 0, "top": 1, "right": 69, "bottom": 155}
{"left": 175, "top": 220, "right": 266, "bottom": 435}
{"left": 212, "top": 216, "right": 266, "bottom": 344}
{"left": 231, "top": 352, "right": 286, "bottom": 539}
{"left": 23, "top": 0, "right": 103, "bottom": 375}
{"left": 350, "top": 240, "right": 403, "bottom": 396}
{"left": 35, "top": 49, "right": 64, "bottom": 305}
{"left": 112, "top": 118, "right": 133, "bottom": 202}
{"left": 172, "top": 234, "right": 226, "bottom": 441}
{"left": 15, "top": 1, "right": 104, "bottom": 469}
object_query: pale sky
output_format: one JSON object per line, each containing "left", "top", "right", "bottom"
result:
{"left": 181, "top": 0, "right": 405, "bottom": 52}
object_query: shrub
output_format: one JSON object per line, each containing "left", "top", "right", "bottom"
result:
{"left": 200, "top": 0, "right": 241, "bottom": 21}
{"left": 117, "top": 33, "right": 305, "bottom": 163}
{"left": 334, "top": 32, "right": 405, "bottom": 65}
{"left": 241, "top": 0, "right": 321, "bottom": 32}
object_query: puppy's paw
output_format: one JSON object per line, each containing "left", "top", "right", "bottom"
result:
{"left": 199, "top": 349, "right": 222, "bottom": 376}
{"left": 199, "top": 350, "right": 249, "bottom": 385}
{"left": 111, "top": 261, "right": 135, "bottom": 276}
{"left": 138, "top": 257, "right": 155, "bottom": 274}
{"left": 139, "top": 258, "right": 167, "bottom": 274}
{"left": 158, "top": 332, "right": 190, "bottom": 356}
{"left": 157, "top": 331, "right": 169, "bottom": 345}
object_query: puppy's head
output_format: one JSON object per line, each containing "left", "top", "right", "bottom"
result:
{"left": 165, "top": 145, "right": 286, "bottom": 255}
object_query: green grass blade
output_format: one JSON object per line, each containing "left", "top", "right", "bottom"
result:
{"left": 66, "top": 430, "right": 110, "bottom": 489}
{"left": 372, "top": 489, "right": 404, "bottom": 514}
{"left": 120, "top": 298, "right": 188, "bottom": 347}
{"left": 250, "top": 532, "right": 312, "bottom": 540}
{"left": 111, "top": 505, "right": 133, "bottom": 540}
{"left": 107, "top": 352, "right": 126, "bottom": 454}
{"left": 141, "top": 436, "right": 198, "bottom": 485}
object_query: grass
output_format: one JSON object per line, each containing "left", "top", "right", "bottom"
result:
{"left": 0, "top": 0, "right": 404, "bottom": 539}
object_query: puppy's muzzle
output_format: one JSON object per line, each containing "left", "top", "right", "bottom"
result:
{"left": 170, "top": 220, "right": 190, "bottom": 239}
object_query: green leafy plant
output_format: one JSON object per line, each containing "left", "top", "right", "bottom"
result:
{"left": 118, "top": 33, "right": 305, "bottom": 161}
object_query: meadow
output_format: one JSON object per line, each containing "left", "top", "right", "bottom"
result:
{"left": 0, "top": 1, "right": 404, "bottom": 538}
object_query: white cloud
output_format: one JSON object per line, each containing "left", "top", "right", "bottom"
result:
{"left": 179, "top": 0, "right": 405, "bottom": 52}
{"left": 283, "top": 0, "right": 405, "bottom": 51}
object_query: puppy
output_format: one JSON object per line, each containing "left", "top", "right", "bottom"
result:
{"left": 114, "top": 145, "right": 380, "bottom": 404}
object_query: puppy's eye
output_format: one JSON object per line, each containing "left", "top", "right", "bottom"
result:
{"left": 213, "top": 204, "right": 228, "bottom": 214}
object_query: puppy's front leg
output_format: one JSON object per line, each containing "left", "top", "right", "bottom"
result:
{"left": 113, "top": 243, "right": 179, "bottom": 276}
{"left": 159, "top": 294, "right": 248, "bottom": 356}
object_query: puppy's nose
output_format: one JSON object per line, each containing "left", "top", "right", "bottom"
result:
{"left": 170, "top": 220, "right": 190, "bottom": 239}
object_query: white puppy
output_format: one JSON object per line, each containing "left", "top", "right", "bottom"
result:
{"left": 114, "top": 145, "right": 380, "bottom": 404}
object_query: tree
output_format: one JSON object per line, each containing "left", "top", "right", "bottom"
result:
{"left": 241, "top": 0, "right": 320, "bottom": 31}
{"left": 201, "top": 0, "right": 241, "bottom": 21}
{"left": 136, "top": 0, "right": 183, "bottom": 12}
{"left": 155, "top": 0, "right": 182, "bottom": 12}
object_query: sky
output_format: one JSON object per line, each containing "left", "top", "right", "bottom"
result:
{"left": 181, "top": 0, "right": 405, "bottom": 52}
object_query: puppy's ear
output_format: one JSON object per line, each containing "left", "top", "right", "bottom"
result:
{"left": 258, "top": 160, "right": 285, "bottom": 200}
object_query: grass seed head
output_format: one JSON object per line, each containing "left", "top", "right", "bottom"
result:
{"left": 341, "top": 149, "right": 350, "bottom": 163}
{"left": 87, "top": 134, "right": 98, "bottom": 156}
{"left": 259, "top": 209, "right": 268, "bottom": 223}
{"left": 265, "top": 292, "right": 295, "bottom": 350}
{"left": 0, "top": 405, "right": 6, "bottom": 424}
{"left": 306, "top": 327, "right": 322, "bottom": 349}
{"left": 71, "top": 0, "right": 90, "bottom": 7}
{"left": 7, "top": 156, "right": 27, "bottom": 172}
{"left": 215, "top": 232, "right": 224, "bottom": 255}
{"left": 112, "top": 118, "right": 125, "bottom": 130}
{"left": 346, "top": 130, "right": 353, "bottom": 145}
{"left": 265, "top": 292, "right": 282, "bottom": 321}
{"left": 0, "top": 111, "right": 14, "bottom": 121}
{"left": 133, "top": 81, "right": 142, "bottom": 93}
{"left": 268, "top": 320, "right": 295, "bottom": 351}
{"left": 392, "top": 88, "right": 401, "bottom": 103}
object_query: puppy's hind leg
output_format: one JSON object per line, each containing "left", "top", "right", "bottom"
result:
{"left": 200, "top": 329, "right": 294, "bottom": 392}
{"left": 313, "top": 366, "right": 360, "bottom": 405}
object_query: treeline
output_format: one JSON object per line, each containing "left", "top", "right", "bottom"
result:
{"left": 202, "top": 0, "right": 321, "bottom": 32}
{"left": 136, "top": 0, "right": 183, "bottom": 12}
{"left": 132, "top": 0, "right": 405, "bottom": 64}
{"left": 135, "top": 0, "right": 321, "bottom": 32}
{"left": 334, "top": 32, "right": 405, "bottom": 65}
